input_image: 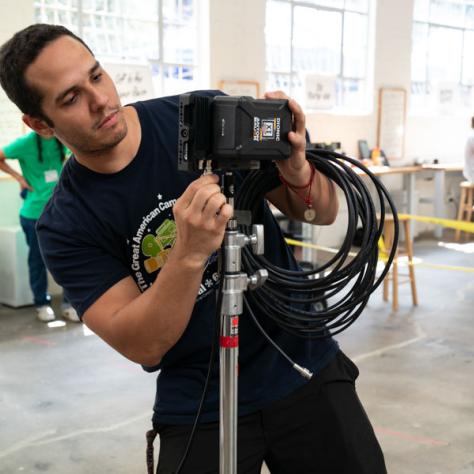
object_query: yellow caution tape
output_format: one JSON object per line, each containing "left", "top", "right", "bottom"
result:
{"left": 284, "top": 238, "right": 474, "bottom": 273}
{"left": 416, "top": 262, "right": 474, "bottom": 273}
{"left": 399, "top": 214, "right": 474, "bottom": 233}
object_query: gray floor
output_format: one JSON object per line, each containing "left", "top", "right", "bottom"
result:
{"left": 0, "top": 235, "right": 473, "bottom": 474}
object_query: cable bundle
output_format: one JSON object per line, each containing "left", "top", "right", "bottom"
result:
{"left": 237, "top": 149, "right": 399, "bottom": 339}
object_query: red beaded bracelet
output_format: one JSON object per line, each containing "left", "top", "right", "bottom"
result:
{"left": 278, "top": 162, "right": 316, "bottom": 221}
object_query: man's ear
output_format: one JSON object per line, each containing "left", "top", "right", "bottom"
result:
{"left": 22, "top": 114, "right": 55, "bottom": 138}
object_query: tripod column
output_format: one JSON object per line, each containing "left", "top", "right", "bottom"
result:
{"left": 219, "top": 173, "right": 267, "bottom": 474}
{"left": 220, "top": 171, "right": 240, "bottom": 474}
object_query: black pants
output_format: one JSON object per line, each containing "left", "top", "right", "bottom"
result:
{"left": 155, "top": 351, "right": 386, "bottom": 474}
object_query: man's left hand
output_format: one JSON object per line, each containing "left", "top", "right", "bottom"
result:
{"left": 264, "top": 90, "right": 311, "bottom": 187}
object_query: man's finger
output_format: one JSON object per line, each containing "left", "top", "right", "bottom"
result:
{"left": 178, "top": 174, "right": 220, "bottom": 210}
{"left": 202, "top": 192, "right": 227, "bottom": 221}
{"left": 193, "top": 184, "right": 223, "bottom": 214}
{"left": 288, "top": 99, "right": 306, "bottom": 137}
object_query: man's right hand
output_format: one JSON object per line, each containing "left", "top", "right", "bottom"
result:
{"left": 171, "top": 174, "right": 233, "bottom": 268}
{"left": 18, "top": 176, "right": 33, "bottom": 192}
{"left": 82, "top": 174, "right": 232, "bottom": 366}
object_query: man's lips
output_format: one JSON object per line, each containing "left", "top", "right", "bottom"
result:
{"left": 97, "top": 110, "right": 119, "bottom": 129}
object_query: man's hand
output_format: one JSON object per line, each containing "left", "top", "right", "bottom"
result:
{"left": 264, "top": 90, "right": 311, "bottom": 187}
{"left": 264, "top": 90, "right": 339, "bottom": 225}
{"left": 171, "top": 174, "right": 233, "bottom": 268}
{"left": 18, "top": 176, "right": 33, "bottom": 192}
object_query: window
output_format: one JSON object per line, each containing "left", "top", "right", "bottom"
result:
{"left": 411, "top": 0, "right": 474, "bottom": 114}
{"left": 265, "top": 0, "right": 373, "bottom": 112}
{"left": 34, "top": 0, "right": 200, "bottom": 96}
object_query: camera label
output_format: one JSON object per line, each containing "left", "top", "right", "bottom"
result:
{"left": 253, "top": 117, "right": 281, "bottom": 142}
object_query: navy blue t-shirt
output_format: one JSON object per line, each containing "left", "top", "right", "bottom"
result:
{"left": 37, "top": 91, "right": 338, "bottom": 425}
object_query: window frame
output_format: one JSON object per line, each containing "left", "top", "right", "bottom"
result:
{"left": 410, "top": 0, "right": 474, "bottom": 116}
{"left": 265, "top": 0, "right": 374, "bottom": 115}
{"left": 33, "top": 0, "right": 202, "bottom": 96}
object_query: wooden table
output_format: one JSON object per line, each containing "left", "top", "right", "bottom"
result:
{"left": 353, "top": 165, "right": 422, "bottom": 236}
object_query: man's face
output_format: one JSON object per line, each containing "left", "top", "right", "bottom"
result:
{"left": 25, "top": 35, "right": 127, "bottom": 155}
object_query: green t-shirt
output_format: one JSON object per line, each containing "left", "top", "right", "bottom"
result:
{"left": 3, "top": 132, "right": 67, "bottom": 219}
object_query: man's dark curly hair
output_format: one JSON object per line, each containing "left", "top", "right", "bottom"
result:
{"left": 0, "top": 24, "right": 93, "bottom": 123}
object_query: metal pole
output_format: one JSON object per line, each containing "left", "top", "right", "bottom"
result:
{"left": 219, "top": 172, "right": 267, "bottom": 474}
{"left": 219, "top": 216, "right": 239, "bottom": 474}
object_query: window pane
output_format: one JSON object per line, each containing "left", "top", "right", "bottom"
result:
{"left": 341, "top": 77, "right": 366, "bottom": 108}
{"left": 266, "top": 72, "right": 292, "bottom": 94}
{"left": 265, "top": 0, "right": 292, "bottom": 72}
{"left": 413, "top": 0, "right": 430, "bottom": 21}
{"left": 163, "top": 0, "right": 194, "bottom": 23}
{"left": 163, "top": 24, "right": 196, "bottom": 64}
{"left": 162, "top": 64, "right": 197, "bottom": 95}
{"left": 344, "top": 0, "right": 369, "bottom": 14}
{"left": 411, "top": 22, "right": 428, "bottom": 82}
{"left": 466, "top": 3, "right": 474, "bottom": 28}
{"left": 463, "top": 30, "right": 474, "bottom": 85}
{"left": 343, "top": 11, "right": 367, "bottom": 78}
{"left": 163, "top": 0, "right": 196, "bottom": 64}
{"left": 428, "top": 26, "right": 463, "bottom": 82}
{"left": 430, "top": 0, "right": 466, "bottom": 28}
{"left": 293, "top": 6, "right": 342, "bottom": 75}
{"left": 303, "top": 0, "right": 344, "bottom": 9}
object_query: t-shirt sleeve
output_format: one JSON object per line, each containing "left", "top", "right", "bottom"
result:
{"left": 37, "top": 212, "right": 131, "bottom": 318}
{"left": 2, "top": 133, "right": 34, "bottom": 161}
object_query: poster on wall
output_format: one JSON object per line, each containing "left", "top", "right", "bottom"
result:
{"left": 304, "top": 74, "right": 336, "bottom": 110}
{"left": 218, "top": 80, "right": 260, "bottom": 98}
{"left": 436, "top": 82, "right": 457, "bottom": 115}
{"left": 377, "top": 87, "right": 407, "bottom": 163}
{"left": 104, "top": 63, "right": 154, "bottom": 103}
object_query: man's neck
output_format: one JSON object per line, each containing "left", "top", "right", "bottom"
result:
{"left": 73, "top": 106, "right": 141, "bottom": 174}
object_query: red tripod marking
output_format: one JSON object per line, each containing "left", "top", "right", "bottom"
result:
{"left": 21, "top": 336, "right": 56, "bottom": 347}
{"left": 220, "top": 336, "right": 239, "bottom": 348}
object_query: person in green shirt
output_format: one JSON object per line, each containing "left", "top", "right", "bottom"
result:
{"left": 0, "top": 131, "right": 80, "bottom": 322}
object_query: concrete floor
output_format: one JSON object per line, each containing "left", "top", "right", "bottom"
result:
{"left": 0, "top": 235, "right": 473, "bottom": 474}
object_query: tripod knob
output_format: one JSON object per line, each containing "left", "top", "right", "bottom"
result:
{"left": 247, "top": 269, "right": 268, "bottom": 290}
{"left": 249, "top": 224, "right": 265, "bottom": 255}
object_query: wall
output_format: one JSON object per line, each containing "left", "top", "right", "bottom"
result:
{"left": 208, "top": 0, "right": 266, "bottom": 91}
{"left": 0, "top": 0, "right": 34, "bottom": 226}
{"left": 0, "top": 0, "right": 468, "bottom": 231}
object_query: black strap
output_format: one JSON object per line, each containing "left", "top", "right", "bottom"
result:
{"left": 146, "top": 428, "right": 158, "bottom": 474}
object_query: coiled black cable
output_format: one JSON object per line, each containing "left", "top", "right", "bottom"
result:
{"left": 174, "top": 149, "right": 398, "bottom": 472}
{"left": 236, "top": 149, "right": 399, "bottom": 339}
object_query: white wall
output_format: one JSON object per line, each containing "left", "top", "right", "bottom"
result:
{"left": 1, "top": 0, "right": 469, "bottom": 165}
{"left": 209, "top": 0, "right": 266, "bottom": 91}
{"left": 0, "top": 0, "right": 468, "bottom": 233}
{"left": 0, "top": 0, "right": 32, "bottom": 39}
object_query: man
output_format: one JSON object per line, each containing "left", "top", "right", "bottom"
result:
{"left": 0, "top": 24, "right": 386, "bottom": 473}
{"left": 0, "top": 131, "right": 79, "bottom": 322}
{"left": 464, "top": 116, "right": 474, "bottom": 183}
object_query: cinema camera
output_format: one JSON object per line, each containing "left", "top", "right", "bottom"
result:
{"left": 178, "top": 93, "right": 293, "bottom": 172}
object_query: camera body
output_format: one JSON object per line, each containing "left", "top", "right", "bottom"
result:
{"left": 178, "top": 93, "right": 292, "bottom": 172}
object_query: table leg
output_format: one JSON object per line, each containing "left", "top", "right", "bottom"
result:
{"left": 433, "top": 170, "right": 445, "bottom": 239}
{"left": 404, "top": 173, "right": 416, "bottom": 237}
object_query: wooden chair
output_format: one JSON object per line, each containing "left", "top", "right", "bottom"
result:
{"left": 455, "top": 181, "right": 474, "bottom": 242}
{"left": 380, "top": 215, "right": 418, "bottom": 311}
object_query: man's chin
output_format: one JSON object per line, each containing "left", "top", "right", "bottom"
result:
{"left": 77, "top": 131, "right": 127, "bottom": 155}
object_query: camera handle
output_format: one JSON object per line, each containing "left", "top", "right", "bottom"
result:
{"left": 219, "top": 172, "right": 268, "bottom": 474}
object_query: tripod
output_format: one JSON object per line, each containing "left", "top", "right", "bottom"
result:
{"left": 219, "top": 172, "right": 267, "bottom": 474}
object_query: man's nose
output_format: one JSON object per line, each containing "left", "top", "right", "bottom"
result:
{"left": 89, "top": 87, "right": 108, "bottom": 112}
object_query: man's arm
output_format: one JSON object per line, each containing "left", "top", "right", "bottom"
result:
{"left": 82, "top": 174, "right": 232, "bottom": 367}
{"left": 0, "top": 148, "right": 33, "bottom": 191}
{"left": 264, "top": 91, "right": 339, "bottom": 225}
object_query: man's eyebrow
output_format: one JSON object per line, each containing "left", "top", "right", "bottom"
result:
{"left": 54, "top": 61, "right": 101, "bottom": 104}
